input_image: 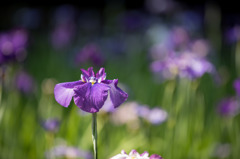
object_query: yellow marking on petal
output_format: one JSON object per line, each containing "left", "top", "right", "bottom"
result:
{"left": 89, "top": 78, "right": 96, "bottom": 85}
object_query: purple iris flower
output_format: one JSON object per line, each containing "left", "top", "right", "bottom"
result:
{"left": 234, "top": 78, "right": 240, "bottom": 96}
{"left": 54, "top": 67, "right": 128, "bottom": 113}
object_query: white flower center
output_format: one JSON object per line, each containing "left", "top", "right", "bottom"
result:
{"left": 89, "top": 76, "right": 97, "bottom": 85}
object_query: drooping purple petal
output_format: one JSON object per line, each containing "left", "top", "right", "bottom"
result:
{"left": 54, "top": 81, "right": 83, "bottom": 107}
{"left": 74, "top": 83, "right": 110, "bottom": 113}
{"left": 103, "top": 79, "right": 128, "bottom": 108}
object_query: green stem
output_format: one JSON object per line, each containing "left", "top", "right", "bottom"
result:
{"left": 92, "top": 113, "right": 98, "bottom": 159}
{"left": 0, "top": 67, "right": 4, "bottom": 124}
{"left": 0, "top": 67, "right": 3, "bottom": 105}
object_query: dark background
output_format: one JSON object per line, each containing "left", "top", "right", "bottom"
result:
{"left": 0, "top": 0, "right": 239, "bottom": 13}
{"left": 0, "top": 0, "right": 240, "bottom": 30}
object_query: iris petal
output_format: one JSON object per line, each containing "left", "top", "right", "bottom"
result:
{"left": 80, "top": 68, "right": 90, "bottom": 78}
{"left": 74, "top": 83, "right": 110, "bottom": 113}
{"left": 88, "top": 67, "right": 95, "bottom": 77}
{"left": 103, "top": 79, "right": 128, "bottom": 108}
{"left": 54, "top": 81, "right": 83, "bottom": 107}
{"left": 96, "top": 67, "right": 106, "bottom": 83}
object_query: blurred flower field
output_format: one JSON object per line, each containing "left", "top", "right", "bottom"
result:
{"left": 0, "top": 1, "right": 240, "bottom": 158}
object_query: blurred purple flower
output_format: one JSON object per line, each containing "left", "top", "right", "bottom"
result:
{"left": 149, "top": 24, "right": 215, "bottom": 81}
{"left": 179, "top": 53, "right": 214, "bottom": 79}
{"left": 110, "top": 149, "right": 163, "bottom": 159}
{"left": 45, "top": 145, "right": 92, "bottom": 159}
{"left": 112, "top": 102, "right": 167, "bottom": 126}
{"left": 50, "top": 23, "right": 75, "bottom": 50}
{"left": 137, "top": 106, "right": 168, "bottom": 125}
{"left": 225, "top": 25, "right": 240, "bottom": 44}
{"left": 191, "top": 39, "right": 210, "bottom": 57}
{"left": 111, "top": 102, "right": 140, "bottom": 126}
{"left": 147, "top": 108, "right": 168, "bottom": 125}
{"left": 50, "top": 5, "right": 77, "bottom": 50}
{"left": 54, "top": 67, "right": 128, "bottom": 113}
{"left": 213, "top": 143, "right": 231, "bottom": 158}
{"left": 15, "top": 71, "right": 35, "bottom": 94}
{"left": 137, "top": 105, "right": 151, "bottom": 118}
{"left": 170, "top": 27, "right": 190, "bottom": 51}
{"left": 75, "top": 43, "right": 104, "bottom": 67}
{"left": 42, "top": 118, "right": 60, "bottom": 133}
{"left": 150, "top": 56, "right": 179, "bottom": 80}
{"left": 217, "top": 98, "right": 240, "bottom": 117}
{"left": 0, "top": 29, "right": 28, "bottom": 64}
{"left": 151, "top": 51, "right": 214, "bottom": 80}
{"left": 234, "top": 78, "right": 240, "bottom": 96}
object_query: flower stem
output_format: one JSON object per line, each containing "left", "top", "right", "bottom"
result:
{"left": 0, "top": 67, "right": 5, "bottom": 124}
{"left": 92, "top": 113, "right": 98, "bottom": 159}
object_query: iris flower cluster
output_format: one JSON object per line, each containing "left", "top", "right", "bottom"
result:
{"left": 148, "top": 26, "right": 215, "bottom": 80}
